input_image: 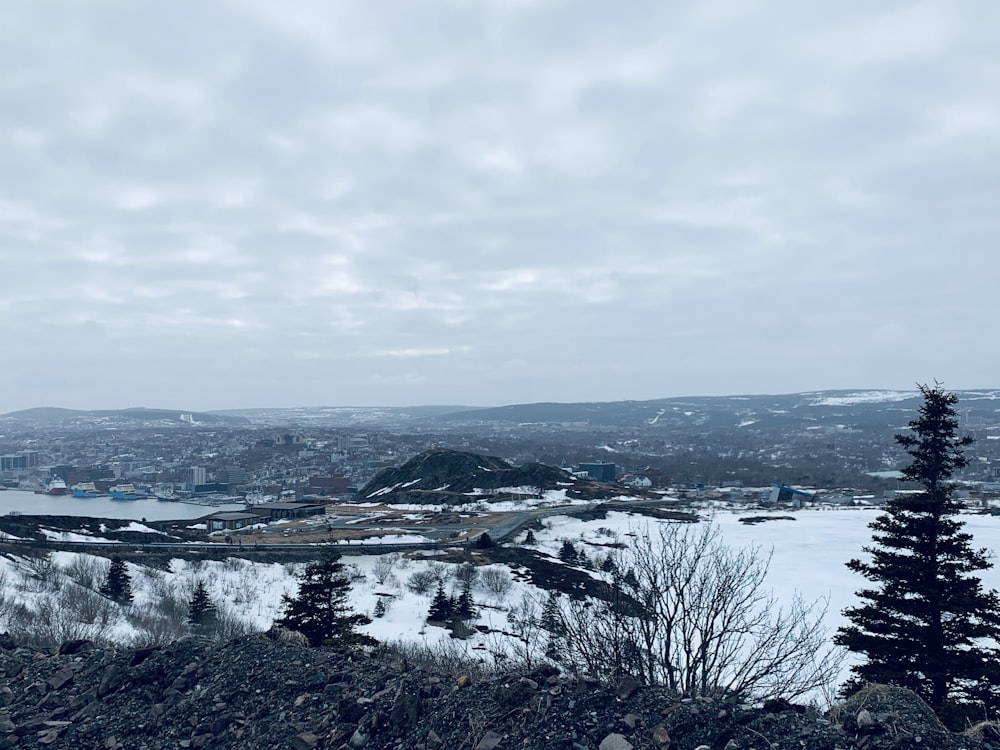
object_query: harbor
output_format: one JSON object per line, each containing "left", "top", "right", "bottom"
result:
{"left": 0, "top": 490, "right": 245, "bottom": 522}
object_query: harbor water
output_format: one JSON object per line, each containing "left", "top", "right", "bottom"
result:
{"left": 0, "top": 490, "right": 244, "bottom": 522}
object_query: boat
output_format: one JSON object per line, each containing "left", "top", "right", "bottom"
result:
{"left": 35, "top": 478, "right": 68, "bottom": 496}
{"left": 71, "top": 482, "right": 100, "bottom": 498}
{"left": 109, "top": 483, "right": 141, "bottom": 500}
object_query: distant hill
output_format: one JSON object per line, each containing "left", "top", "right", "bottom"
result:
{"left": 431, "top": 389, "right": 1000, "bottom": 431}
{"left": 0, "top": 407, "right": 249, "bottom": 427}
{"left": 7, "top": 389, "right": 1000, "bottom": 433}
{"left": 209, "top": 405, "right": 484, "bottom": 426}
{"left": 356, "top": 448, "right": 625, "bottom": 504}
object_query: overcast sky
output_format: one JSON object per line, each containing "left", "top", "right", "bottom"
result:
{"left": 1, "top": 1, "right": 997, "bottom": 412}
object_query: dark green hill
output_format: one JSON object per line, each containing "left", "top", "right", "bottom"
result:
{"left": 356, "top": 448, "right": 618, "bottom": 503}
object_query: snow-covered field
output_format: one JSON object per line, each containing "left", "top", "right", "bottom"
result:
{"left": 3, "top": 506, "right": 1000, "bottom": 688}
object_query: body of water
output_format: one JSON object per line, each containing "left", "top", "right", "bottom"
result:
{"left": 0, "top": 490, "right": 244, "bottom": 521}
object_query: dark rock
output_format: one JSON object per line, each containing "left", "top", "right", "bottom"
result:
{"left": 0, "top": 634, "right": 984, "bottom": 750}
{"left": 97, "top": 665, "right": 123, "bottom": 697}
{"left": 46, "top": 669, "right": 75, "bottom": 691}
{"left": 615, "top": 674, "right": 641, "bottom": 700}
{"left": 56, "top": 641, "right": 90, "bottom": 656}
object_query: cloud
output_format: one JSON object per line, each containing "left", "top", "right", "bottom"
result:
{"left": 0, "top": 1, "right": 998, "bottom": 410}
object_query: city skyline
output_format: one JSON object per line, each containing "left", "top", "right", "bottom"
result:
{"left": 2, "top": 1, "right": 998, "bottom": 413}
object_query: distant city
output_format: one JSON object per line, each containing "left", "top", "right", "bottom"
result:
{"left": 3, "top": 391, "right": 1000, "bottom": 519}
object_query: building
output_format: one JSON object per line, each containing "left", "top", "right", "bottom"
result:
{"left": 768, "top": 483, "right": 814, "bottom": 507}
{"left": 189, "top": 467, "right": 207, "bottom": 488}
{"left": 206, "top": 512, "right": 258, "bottom": 532}
{"left": 248, "top": 502, "right": 326, "bottom": 521}
{"left": 216, "top": 467, "right": 248, "bottom": 485}
{"left": 305, "top": 474, "right": 350, "bottom": 495}
{"left": 579, "top": 462, "right": 617, "bottom": 482}
{"left": 0, "top": 451, "right": 39, "bottom": 472}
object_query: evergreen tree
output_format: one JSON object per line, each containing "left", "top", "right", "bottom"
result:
{"left": 454, "top": 583, "right": 477, "bottom": 621}
{"left": 540, "top": 591, "right": 563, "bottom": 634}
{"left": 524, "top": 529, "right": 536, "bottom": 545}
{"left": 540, "top": 591, "right": 565, "bottom": 661}
{"left": 427, "top": 581, "right": 453, "bottom": 622}
{"left": 99, "top": 556, "right": 133, "bottom": 604}
{"left": 620, "top": 568, "right": 639, "bottom": 591}
{"left": 188, "top": 579, "right": 217, "bottom": 634}
{"left": 373, "top": 597, "right": 388, "bottom": 618}
{"left": 276, "top": 553, "right": 375, "bottom": 648}
{"left": 835, "top": 384, "right": 1000, "bottom": 712}
{"left": 558, "top": 540, "right": 579, "bottom": 563}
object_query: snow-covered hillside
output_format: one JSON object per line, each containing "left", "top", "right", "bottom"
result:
{"left": 3, "top": 507, "right": 1000, "bottom": 690}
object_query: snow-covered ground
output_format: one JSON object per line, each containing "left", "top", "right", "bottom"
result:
{"left": 531, "top": 507, "right": 1000, "bottom": 638}
{"left": 3, "top": 506, "right": 1000, "bottom": 689}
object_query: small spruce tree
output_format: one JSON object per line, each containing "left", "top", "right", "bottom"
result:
{"left": 188, "top": 579, "right": 218, "bottom": 634}
{"left": 540, "top": 591, "right": 565, "bottom": 661}
{"left": 835, "top": 384, "right": 1000, "bottom": 713}
{"left": 427, "top": 581, "right": 453, "bottom": 622}
{"left": 558, "top": 540, "right": 578, "bottom": 563}
{"left": 99, "top": 556, "right": 133, "bottom": 604}
{"left": 620, "top": 568, "right": 640, "bottom": 591}
{"left": 276, "top": 553, "right": 375, "bottom": 648}
{"left": 454, "top": 583, "right": 477, "bottom": 621}
{"left": 524, "top": 529, "right": 536, "bottom": 545}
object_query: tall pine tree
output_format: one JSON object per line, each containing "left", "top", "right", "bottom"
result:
{"left": 276, "top": 553, "right": 376, "bottom": 648}
{"left": 835, "top": 384, "right": 1000, "bottom": 712}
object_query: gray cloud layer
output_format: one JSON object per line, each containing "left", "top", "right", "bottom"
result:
{"left": 1, "top": 1, "right": 997, "bottom": 410}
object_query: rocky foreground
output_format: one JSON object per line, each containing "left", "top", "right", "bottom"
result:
{"left": 0, "top": 633, "right": 994, "bottom": 750}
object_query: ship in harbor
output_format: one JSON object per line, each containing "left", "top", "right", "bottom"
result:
{"left": 70, "top": 482, "right": 100, "bottom": 498}
{"left": 35, "top": 478, "right": 68, "bottom": 496}
{"left": 109, "top": 483, "right": 142, "bottom": 500}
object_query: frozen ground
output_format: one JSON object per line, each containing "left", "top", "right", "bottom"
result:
{"left": 2, "top": 506, "right": 999, "bottom": 691}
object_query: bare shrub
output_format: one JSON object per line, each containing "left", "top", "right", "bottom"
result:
{"left": 61, "top": 584, "right": 116, "bottom": 628}
{"left": 549, "top": 522, "right": 844, "bottom": 702}
{"left": 142, "top": 569, "right": 175, "bottom": 600}
{"left": 372, "top": 554, "right": 399, "bottom": 586}
{"left": 232, "top": 570, "right": 259, "bottom": 605}
{"left": 407, "top": 569, "right": 439, "bottom": 595}
{"left": 455, "top": 562, "right": 479, "bottom": 589}
{"left": 62, "top": 555, "right": 108, "bottom": 591}
{"left": 213, "top": 602, "right": 257, "bottom": 641}
{"left": 382, "top": 639, "right": 490, "bottom": 679}
{"left": 0, "top": 568, "right": 13, "bottom": 622}
{"left": 479, "top": 568, "right": 513, "bottom": 598}
{"left": 427, "top": 561, "right": 450, "bottom": 581}
{"left": 21, "top": 553, "right": 59, "bottom": 592}
{"left": 7, "top": 597, "right": 108, "bottom": 647}
{"left": 123, "top": 586, "right": 192, "bottom": 646}
{"left": 489, "top": 594, "right": 545, "bottom": 671}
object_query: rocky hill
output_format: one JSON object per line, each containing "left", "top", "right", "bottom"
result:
{"left": 0, "top": 633, "right": 991, "bottom": 750}
{"left": 355, "top": 449, "right": 626, "bottom": 504}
